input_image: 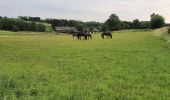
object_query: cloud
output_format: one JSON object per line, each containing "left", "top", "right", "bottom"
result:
{"left": 0, "top": 0, "right": 170, "bottom": 22}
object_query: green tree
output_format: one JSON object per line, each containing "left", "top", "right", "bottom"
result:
{"left": 12, "top": 25, "right": 18, "bottom": 32}
{"left": 0, "top": 18, "right": 2, "bottom": 30}
{"left": 77, "top": 24, "right": 84, "bottom": 32}
{"left": 101, "top": 23, "right": 108, "bottom": 31}
{"left": 0, "top": 23, "right": 2, "bottom": 30}
{"left": 150, "top": 13, "right": 165, "bottom": 29}
{"left": 37, "top": 23, "right": 45, "bottom": 32}
{"left": 140, "top": 21, "right": 150, "bottom": 29}
{"left": 89, "top": 27, "right": 94, "bottom": 33}
{"left": 105, "top": 14, "right": 121, "bottom": 31}
{"left": 120, "top": 21, "right": 131, "bottom": 30}
{"left": 30, "top": 22, "right": 37, "bottom": 31}
{"left": 132, "top": 19, "right": 141, "bottom": 29}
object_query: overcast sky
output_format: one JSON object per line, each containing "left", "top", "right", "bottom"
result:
{"left": 0, "top": 0, "right": 170, "bottom": 22}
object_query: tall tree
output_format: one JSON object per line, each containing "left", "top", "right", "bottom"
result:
{"left": 105, "top": 14, "right": 121, "bottom": 31}
{"left": 132, "top": 19, "right": 141, "bottom": 29}
{"left": 140, "top": 21, "right": 150, "bottom": 29}
{"left": 150, "top": 13, "right": 165, "bottom": 29}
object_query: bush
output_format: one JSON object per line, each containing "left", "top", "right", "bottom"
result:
{"left": 0, "top": 23, "right": 2, "bottom": 30}
{"left": 168, "top": 27, "right": 170, "bottom": 34}
{"left": 12, "top": 26, "right": 19, "bottom": 32}
{"left": 0, "top": 18, "right": 46, "bottom": 32}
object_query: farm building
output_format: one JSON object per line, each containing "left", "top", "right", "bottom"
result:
{"left": 93, "top": 28, "right": 99, "bottom": 32}
{"left": 55, "top": 27, "right": 78, "bottom": 33}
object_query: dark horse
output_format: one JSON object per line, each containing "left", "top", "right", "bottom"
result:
{"left": 101, "top": 31, "right": 112, "bottom": 39}
{"left": 72, "top": 32, "right": 78, "bottom": 39}
{"left": 73, "top": 32, "right": 92, "bottom": 40}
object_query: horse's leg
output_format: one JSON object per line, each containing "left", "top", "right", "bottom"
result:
{"left": 87, "top": 36, "right": 89, "bottom": 40}
{"left": 86, "top": 36, "right": 88, "bottom": 40}
{"left": 90, "top": 35, "right": 92, "bottom": 39}
{"left": 101, "top": 35, "right": 104, "bottom": 39}
{"left": 78, "top": 36, "right": 81, "bottom": 40}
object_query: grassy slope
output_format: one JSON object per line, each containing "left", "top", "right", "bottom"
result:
{"left": 153, "top": 27, "right": 170, "bottom": 43}
{"left": 0, "top": 30, "right": 170, "bottom": 100}
{"left": 25, "top": 21, "right": 53, "bottom": 32}
{"left": 0, "top": 30, "right": 56, "bottom": 35}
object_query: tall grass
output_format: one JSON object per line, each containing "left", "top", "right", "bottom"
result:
{"left": 0, "top": 30, "right": 169, "bottom": 99}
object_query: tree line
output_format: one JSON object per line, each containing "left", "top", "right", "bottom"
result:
{"left": 18, "top": 16, "right": 41, "bottom": 22}
{"left": 0, "top": 13, "right": 166, "bottom": 32}
{"left": 0, "top": 17, "right": 46, "bottom": 32}
{"left": 102, "top": 13, "right": 165, "bottom": 31}
{"left": 43, "top": 13, "right": 165, "bottom": 32}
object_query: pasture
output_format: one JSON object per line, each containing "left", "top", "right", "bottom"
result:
{"left": 0, "top": 30, "right": 170, "bottom": 100}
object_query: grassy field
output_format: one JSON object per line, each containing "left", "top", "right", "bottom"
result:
{"left": 0, "top": 29, "right": 170, "bottom": 100}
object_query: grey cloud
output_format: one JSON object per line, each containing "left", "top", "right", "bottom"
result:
{"left": 0, "top": 0, "right": 170, "bottom": 22}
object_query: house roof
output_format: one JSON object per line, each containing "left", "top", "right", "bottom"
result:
{"left": 55, "top": 27, "right": 77, "bottom": 31}
{"left": 93, "top": 28, "right": 99, "bottom": 32}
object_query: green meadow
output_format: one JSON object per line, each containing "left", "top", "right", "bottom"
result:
{"left": 0, "top": 29, "right": 170, "bottom": 100}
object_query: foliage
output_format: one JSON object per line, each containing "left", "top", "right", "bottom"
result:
{"left": 132, "top": 19, "right": 141, "bottom": 29}
{"left": 18, "top": 16, "right": 41, "bottom": 22}
{"left": 12, "top": 26, "right": 19, "bottom": 32}
{"left": 44, "top": 19, "right": 103, "bottom": 32}
{"left": 102, "top": 14, "right": 151, "bottom": 31}
{"left": 0, "top": 13, "right": 166, "bottom": 32}
{"left": 105, "top": 14, "right": 121, "bottom": 31}
{"left": 150, "top": 13, "right": 165, "bottom": 29}
{"left": 0, "top": 23, "right": 2, "bottom": 30}
{"left": 168, "top": 27, "right": 170, "bottom": 34}
{"left": 0, "top": 17, "right": 46, "bottom": 32}
{"left": 140, "top": 21, "right": 150, "bottom": 29}
{"left": 120, "top": 21, "right": 131, "bottom": 30}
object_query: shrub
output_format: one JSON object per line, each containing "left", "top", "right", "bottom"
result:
{"left": 168, "top": 27, "right": 170, "bottom": 34}
{"left": 0, "top": 23, "right": 2, "bottom": 30}
{"left": 12, "top": 26, "right": 19, "bottom": 32}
